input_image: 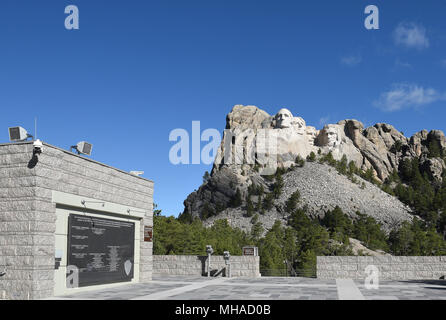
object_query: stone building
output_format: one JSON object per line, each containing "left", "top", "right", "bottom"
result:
{"left": 0, "top": 141, "right": 154, "bottom": 300}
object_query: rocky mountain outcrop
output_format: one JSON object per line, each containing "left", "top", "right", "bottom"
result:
{"left": 182, "top": 105, "right": 446, "bottom": 232}
{"left": 348, "top": 238, "right": 390, "bottom": 257}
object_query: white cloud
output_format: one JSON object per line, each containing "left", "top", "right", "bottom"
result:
{"left": 441, "top": 59, "right": 446, "bottom": 68}
{"left": 319, "top": 116, "right": 330, "bottom": 126}
{"left": 393, "top": 22, "right": 430, "bottom": 50}
{"left": 340, "top": 54, "right": 362, "bottom": 67}
{"left": 374, "top": 83, "right": 446, "bottom": 112}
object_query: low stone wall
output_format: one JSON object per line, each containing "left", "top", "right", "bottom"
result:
{"left": 317, "top": 256, "right": 446, "bottom": 280}
{"left": 153, "top": 255, "right": 260, "bottom": 278}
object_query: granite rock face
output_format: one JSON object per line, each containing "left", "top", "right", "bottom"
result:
{"left": 183, "top": 105, "right": 445, "bottom": 232}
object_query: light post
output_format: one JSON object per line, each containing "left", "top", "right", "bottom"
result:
{"left": 223, "top": 251, "right": 231, "bottom": 278}
{"left": 206, "top": 245, "right": 214, "bottom": 277}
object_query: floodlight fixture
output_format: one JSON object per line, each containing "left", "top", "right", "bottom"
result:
{"left": 8, "top": 126, "right": 33, "bottom": 142}
{"left": 71, "top": 141, "right": 93, "bottom": 156}
{"left": 223, "top": 251, "right": 231, "bottom": 261}
{"left": 206, "top": 245, "right": 214, "bottom": 255}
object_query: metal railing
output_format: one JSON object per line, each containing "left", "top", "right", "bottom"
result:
{"left": 260, "top": 268, "right": 317, "bottom": 278}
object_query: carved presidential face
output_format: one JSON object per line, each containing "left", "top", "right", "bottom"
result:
{"left": 274, "top": 108, "right": 306, "bottom": 130}
{"left": 324, "top": 125, "right": 340, "bottom": 147}
{"left": 306, "top": 126, "right": 317, "bottom": 145}
{"left": 274, "top": 109, "right": 293, "bottom": 129}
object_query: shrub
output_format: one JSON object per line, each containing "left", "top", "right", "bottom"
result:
{"left": 336, "top": 155, "right": 348, "bottom": 175}
{"left": 348, "top": 161, "right": 358, "bottom": 176}
{"left": 320, "top": 151, "right": 336, "bottom": 166}
{"left": 201, "top": 202, "right": 215, "bottom": 219}
{"left": 306, "top": 152, "right": 316, "bottom": 162}
{"left": 295, "top": 155, "right": 306, "bottom": 167}
{"left": 390, "top": 141, "right": 403, "bottom": 154}
{"left": 353, "top": 213, "right": 388, "bottom": 251}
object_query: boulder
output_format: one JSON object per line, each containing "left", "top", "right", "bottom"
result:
{"left": 225, "top": 105, "right": 270, "bottom": 130}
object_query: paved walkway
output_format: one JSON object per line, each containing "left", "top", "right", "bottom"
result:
{"left": 50, "top": 276, "right": 446, "bottom": 300}
{"left": 336, "top": 279, "right": 365, "bottom": 300}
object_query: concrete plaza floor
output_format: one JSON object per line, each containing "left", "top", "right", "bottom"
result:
{"left": 50, "top": 276, "right": 446, "bottom": 300}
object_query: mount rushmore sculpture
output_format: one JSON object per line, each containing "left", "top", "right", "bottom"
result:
{"left": 213, "top": 105, "right": 445, "bottom": 182}
{"left": 182, "top": 105, "right": 445, "bottom": 230}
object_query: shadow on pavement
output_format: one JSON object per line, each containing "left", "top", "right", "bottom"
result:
{"left": 424, "top": 287, "right": 446, "bottom": 291}
{"left": 400, "top": 279, "right": 446, "bottom": 286}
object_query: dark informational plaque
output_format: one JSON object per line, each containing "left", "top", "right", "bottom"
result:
{"left": 67, "top": 214, "right": 135, "bottom": 287}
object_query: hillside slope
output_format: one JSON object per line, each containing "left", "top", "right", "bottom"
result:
{"left": 199, "top": 162, "right": 413, "bottom": 233}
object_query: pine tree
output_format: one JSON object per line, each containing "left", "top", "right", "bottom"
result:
{"left": 153, "top": 203, "right": 162, "bottom": 216}
{"left": 348, "top": 161, "right": 358, "bottom": 176}
{"left": 428, "top": 140, "right": 442, "bottom": 158}
{"left": 285, "top": 191, "right": 301, "bottom": 213}
{"left": 297, "top": 250, "right": 316, "bottom": 277}
{"left": 262, "top": 193, "right": 275, "bottom": 211}
{"left": 251, "top": 221, "right": 264, "bottom": 241}
{"left": 272, "top": 174, "right": 284, "bottom": 199}
{"left": 202, "top": 171, "right": 211, "bottom": 184}
{"left": 321, "top": 206, "right": 352, "bottom": 238}
{"left": 230, "top": 188, "right": 243, "bottom": 208}
{"left": 336, "top": 155, "right": 348, "bottom": 175}
{"left": 246, "top": 196, "right": 254, "bottom": 217}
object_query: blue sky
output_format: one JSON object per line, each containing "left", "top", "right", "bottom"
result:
{"left": 1, "top": 1, "right": 445, "bottom": 217}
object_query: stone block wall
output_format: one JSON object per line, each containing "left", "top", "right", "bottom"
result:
{"left": 153, "top": 255, "right": 260, "bottom": 278}
{"left": 317, "top": 256, "right": 446, "bottom": 280}
{"left": 0, "top": 142, "right": 153, "bottom": 300}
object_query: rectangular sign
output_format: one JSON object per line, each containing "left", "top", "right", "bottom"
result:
{"left": 67, "top": 214, "right": 135, "bottom": 287}
{"left": 144, "top": 226, "right": 153, "bottom": 242}
{"left": 242, "top": 246, "right": 258, "bottom": 256}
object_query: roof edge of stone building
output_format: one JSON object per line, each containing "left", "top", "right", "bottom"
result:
{"left": 0, "top": 141, "right": 154, "bottom": 184}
